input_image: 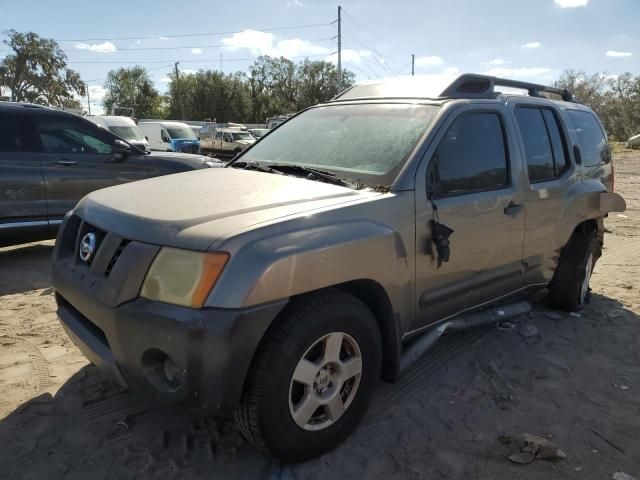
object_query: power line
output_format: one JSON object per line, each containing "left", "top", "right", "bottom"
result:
{"left": 53, "top": 22, "right": 334, "bottom": 42}
{"left": 84, "top": 63, "right": 174, "bottom": 83}
{"left": 65, "top": 53, "right": 333, "bottom": 65}
{"left": 340, "top": 9, "right": 405, "bottom": 67}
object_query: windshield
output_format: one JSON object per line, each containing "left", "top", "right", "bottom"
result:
{"left": 109, "top": 126, "right": 144, "bottom": 141}
{"left": 241, "top": 104, "right": 439, "bottom": 185}
{"left": 167, "top": 126, "right": 198, "bottom": 140}
{"left": 232, "top": 131, "right": 254, "bottom": 141}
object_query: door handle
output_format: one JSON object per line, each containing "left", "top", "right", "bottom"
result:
{"left": 54, "top": 159, "right": 78, "bottom": 166}
{"left": 504, "top": 201, "right": 524, "bottom": 216}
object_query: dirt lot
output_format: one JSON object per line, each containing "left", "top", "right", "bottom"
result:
{"left": 1, "top": 152, "right": 639, "bottom": 480}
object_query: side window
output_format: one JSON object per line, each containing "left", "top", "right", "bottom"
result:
{"left": 432, "top": 112, "right": 509, "bottom": 197}
{"left": 515, "top": 107, "right": 570, "bottom": 183}
{"left": 215, "top": 131, "right": 222, "bottom": 141}
{"left": 566, "top": 110, "right": 611, "bottom": 166}
{"left": 223, "top": 133, "right": 233, "bottom": 142}
{"left": 35, "top": 117, "right": 113, "bottom": 155}
{"left": 0, "top": 112, "right": 26, "bottom": 152}
{"left": 542, "top": 109, "right": 568, "bottom": 175}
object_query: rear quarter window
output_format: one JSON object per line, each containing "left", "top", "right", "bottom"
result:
{"left": 566, "top": 110, "right": 611, "bottom": 166}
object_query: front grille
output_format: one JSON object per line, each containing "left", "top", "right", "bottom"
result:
{"left": 105, "top": 239, "right": 130, "bottom": 277}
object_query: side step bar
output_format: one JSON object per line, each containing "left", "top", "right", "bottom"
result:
{"left": 399, "top": 301, "right": 532, "bottom": 373}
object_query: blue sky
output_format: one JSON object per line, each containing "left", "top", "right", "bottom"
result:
{"left": 1, "top": 0, "right": 639, "bottom": 113}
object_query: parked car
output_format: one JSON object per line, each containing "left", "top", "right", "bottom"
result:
{"left": 0, "top": 102, "right": 221, "bottom": 247}
{"left": 138, "top": 121, "right": 201, "bottom": 153}
{"left": 51, "top": 74, "right": 625, "bottom": 462}
{"left": 626, "top": 133, "right": 640, "bottom": 149}
{"left": 86, "top": 115, "right": 150, "bottom": 152}
{"left": 248, "top": 128, "right": 269, "bottom": 140}
{"left": 201, "top": 128, "right": 255, "bottom": 155}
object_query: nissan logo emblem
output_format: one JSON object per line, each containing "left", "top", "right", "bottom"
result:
{"left": 79, "top": 232, "right": 97, "bottom": 262}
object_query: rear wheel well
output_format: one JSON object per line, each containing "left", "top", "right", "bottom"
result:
{"left": 572, "top": 218, "right": 604, "bottom": 243}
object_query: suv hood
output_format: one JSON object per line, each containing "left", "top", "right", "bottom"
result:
{"left": 145, "top": 151, "right": 220, "bottom": 168}
{"left": 75, "top": 168, "right": 371, "bottom": 251}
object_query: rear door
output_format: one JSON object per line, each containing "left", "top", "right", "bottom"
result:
{"left": 512, "top": 103, "right": 576, "bottom": 285}
{"left": 32, "top": 112, "right": 160, "bottom": 224}
{"left": 0, "top": 109, "right": 49, "bottom": 245}
{"left": 414, "top": 105, "right": 527, "bottom": 328}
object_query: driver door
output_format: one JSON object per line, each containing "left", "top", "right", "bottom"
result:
{"left": 413, "top": 105, "right": 527, "bottom": 328}
{"left": 32, "top": 112, "right": 153, "bottom": 225}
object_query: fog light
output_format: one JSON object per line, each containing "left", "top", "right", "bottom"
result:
{"left": 163, "top": 356, "right": 181, "bottom": 387}
{"left": 141, "top": 348, "right": 184, "bottom": 392}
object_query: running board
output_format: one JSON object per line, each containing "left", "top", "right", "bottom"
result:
{"left": 399, "top": 301, "right": 532, "bottom": 373}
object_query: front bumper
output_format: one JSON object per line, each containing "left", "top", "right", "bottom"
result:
{"left": 53, "top": 262, "right": 286, "bottom": 413}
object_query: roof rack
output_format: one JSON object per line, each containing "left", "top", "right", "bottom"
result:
{"left": 441, "top": 74, "right": 575, "bottom": 102}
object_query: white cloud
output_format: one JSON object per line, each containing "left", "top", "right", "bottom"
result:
{"left": 484, "top": 66, "right": 553, "bottom": 79}
{"left": 521, "top": 42, "right": 541, "bottom": 49}
{"left": 442, "top": 66, "right": 460, "bottom": 75}
{"left": 286, "top": 0, "right": 304, "bottom": 6}
{"left": 222, "top": 29, "right": 331, "bottom": 59}
{"left": 554, "top": 0, "right": 588, "bottom": 7}
{"left": 76, "top": 41, "right": 116, "bottom": 53}
{"left": 606, "top": 50, "right": 632, "bottom": 57}
{"left": 155, "top": 36, "right": 169, "bottom": 41}
{"left": 415, "top": 55, "right": 444, "bottom": 67}
{"left": 191, "top": 48, "right": 202, "bottom": 55}
{"left": 488, "top": 58, "right": 506, "bottom": 65}
{"left": 136, "top": 40, "right": 142, "bottom": 45}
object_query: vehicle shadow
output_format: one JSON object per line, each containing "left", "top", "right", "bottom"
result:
{"left": 0, "top": 241, "right": 54, "bottom": 296}
{"left": 1, "top": 292, "right": 638, "bottom": 479}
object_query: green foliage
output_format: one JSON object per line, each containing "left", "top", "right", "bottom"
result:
{"left": 103, "top": 66, "right": 163, "bottom": 118}
{"left": 166, "top": 56, "right": 355, "bottom": 123}
{"left": 0, "top": 30, "right": 86, "bottom": 105}
{"left": 557, "top": 70, "right": 640, "bottom": 141}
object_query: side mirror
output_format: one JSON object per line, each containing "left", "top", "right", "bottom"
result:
{"left": 145, "top": 136, "right": 149, "bottom": 141}
{"left": 113, "top": 139, "right": 132, "bottom": 161}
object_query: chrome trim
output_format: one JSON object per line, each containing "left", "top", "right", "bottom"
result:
{"left": 0, "top": 220, "right": 49, "bottom": 230}
{"left": 49, "top": 220, "right": 63, "bottom": 225}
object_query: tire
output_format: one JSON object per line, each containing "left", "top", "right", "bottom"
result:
{"left": 548, "top": 231, "right": 602, "bottom": 311}
{"left": 234, "top": 289, "right": 382, "bottom": 462}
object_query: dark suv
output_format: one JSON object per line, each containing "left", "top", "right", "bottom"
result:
{"left": 0, "top": 102, "right": 221, "bottom": 247}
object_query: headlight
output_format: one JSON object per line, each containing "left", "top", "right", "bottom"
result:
{"left": 140, "top": 248, "right": 229, "bottom": 308}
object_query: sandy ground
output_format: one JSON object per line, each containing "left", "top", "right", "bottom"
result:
{"left": 1, "top": 152, "right": 639, "bottom": 480}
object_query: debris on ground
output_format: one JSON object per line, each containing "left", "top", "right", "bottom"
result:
{"left": 542, "top": 311, "right": 564, "bottom": 320}
{"left": 519, "top": 324, "right": 539, "bottom": 338}
{"left": 613, "top": 473, "right": 638, "bottom": 480}
{"left": 569, "top": 312, "right": 582, "bottom": 318}
{"left": 613, "top": 383, "right": 630, "bottom": 391}
{"left": 500, "top": 433, "right": 567, "bottom": 464}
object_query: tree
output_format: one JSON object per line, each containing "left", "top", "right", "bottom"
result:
{"left": 0, "top": 30, "right": 86, "bottom": 105}
{"left": 295, "top": 59, "right": 355, "bottom": 110}
{"left": 103, "top": 66, "right": 163, "bottom": 118}
{"left": 557, "top": 70, "right": 640, "bottom": 141}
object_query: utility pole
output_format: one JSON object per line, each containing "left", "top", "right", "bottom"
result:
{"left": 174, "top": 61, "right": 185, "bottom": 120}
{"left": 337, "top": 5, "right": 342, "bottom": 90}
{"left": 87, "top": 86, "right": 91, "bottom": 115}
{"left": 411, "top": 54, "right": 415, "bottom": 76}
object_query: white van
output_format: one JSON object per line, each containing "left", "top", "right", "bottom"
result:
{"left": 138, "top": 121, "right": 201, "bottom": 154}
{"left": 87, "top": 115, "right": 149, "bottom": 152}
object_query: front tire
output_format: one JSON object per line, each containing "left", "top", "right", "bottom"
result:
{"left": 234, "top": 290, "right": 382, "bottom": 462}
{"left": 548, "top": 231, "right": 602, "bottom": 311}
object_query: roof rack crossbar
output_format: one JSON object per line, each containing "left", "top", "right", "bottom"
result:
{"left": 441, "top": 74, "right": 575, "bottom": 102}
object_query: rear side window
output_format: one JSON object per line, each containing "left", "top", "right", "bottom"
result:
{"left": 432, "top": 112, "right": 509, "bottom": 197}
{"left": 515, "top": 107, "right": 569, "bottom": 183}
{"left": 566, "top": 110, "right": 610, "bottom": 166}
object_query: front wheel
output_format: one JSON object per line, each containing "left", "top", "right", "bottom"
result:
{"left": 548, "top": 232, "right": 602, "bottom": 311}
{"left": 234, "top": 290, "right": 382, "bottom": 462}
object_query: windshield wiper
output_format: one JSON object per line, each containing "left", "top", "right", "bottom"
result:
{"left": 229, "top": 161, "right": 285, "bottom": 175}
{"left": 266, "top": 164, "right": 359, "bottom": 189}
